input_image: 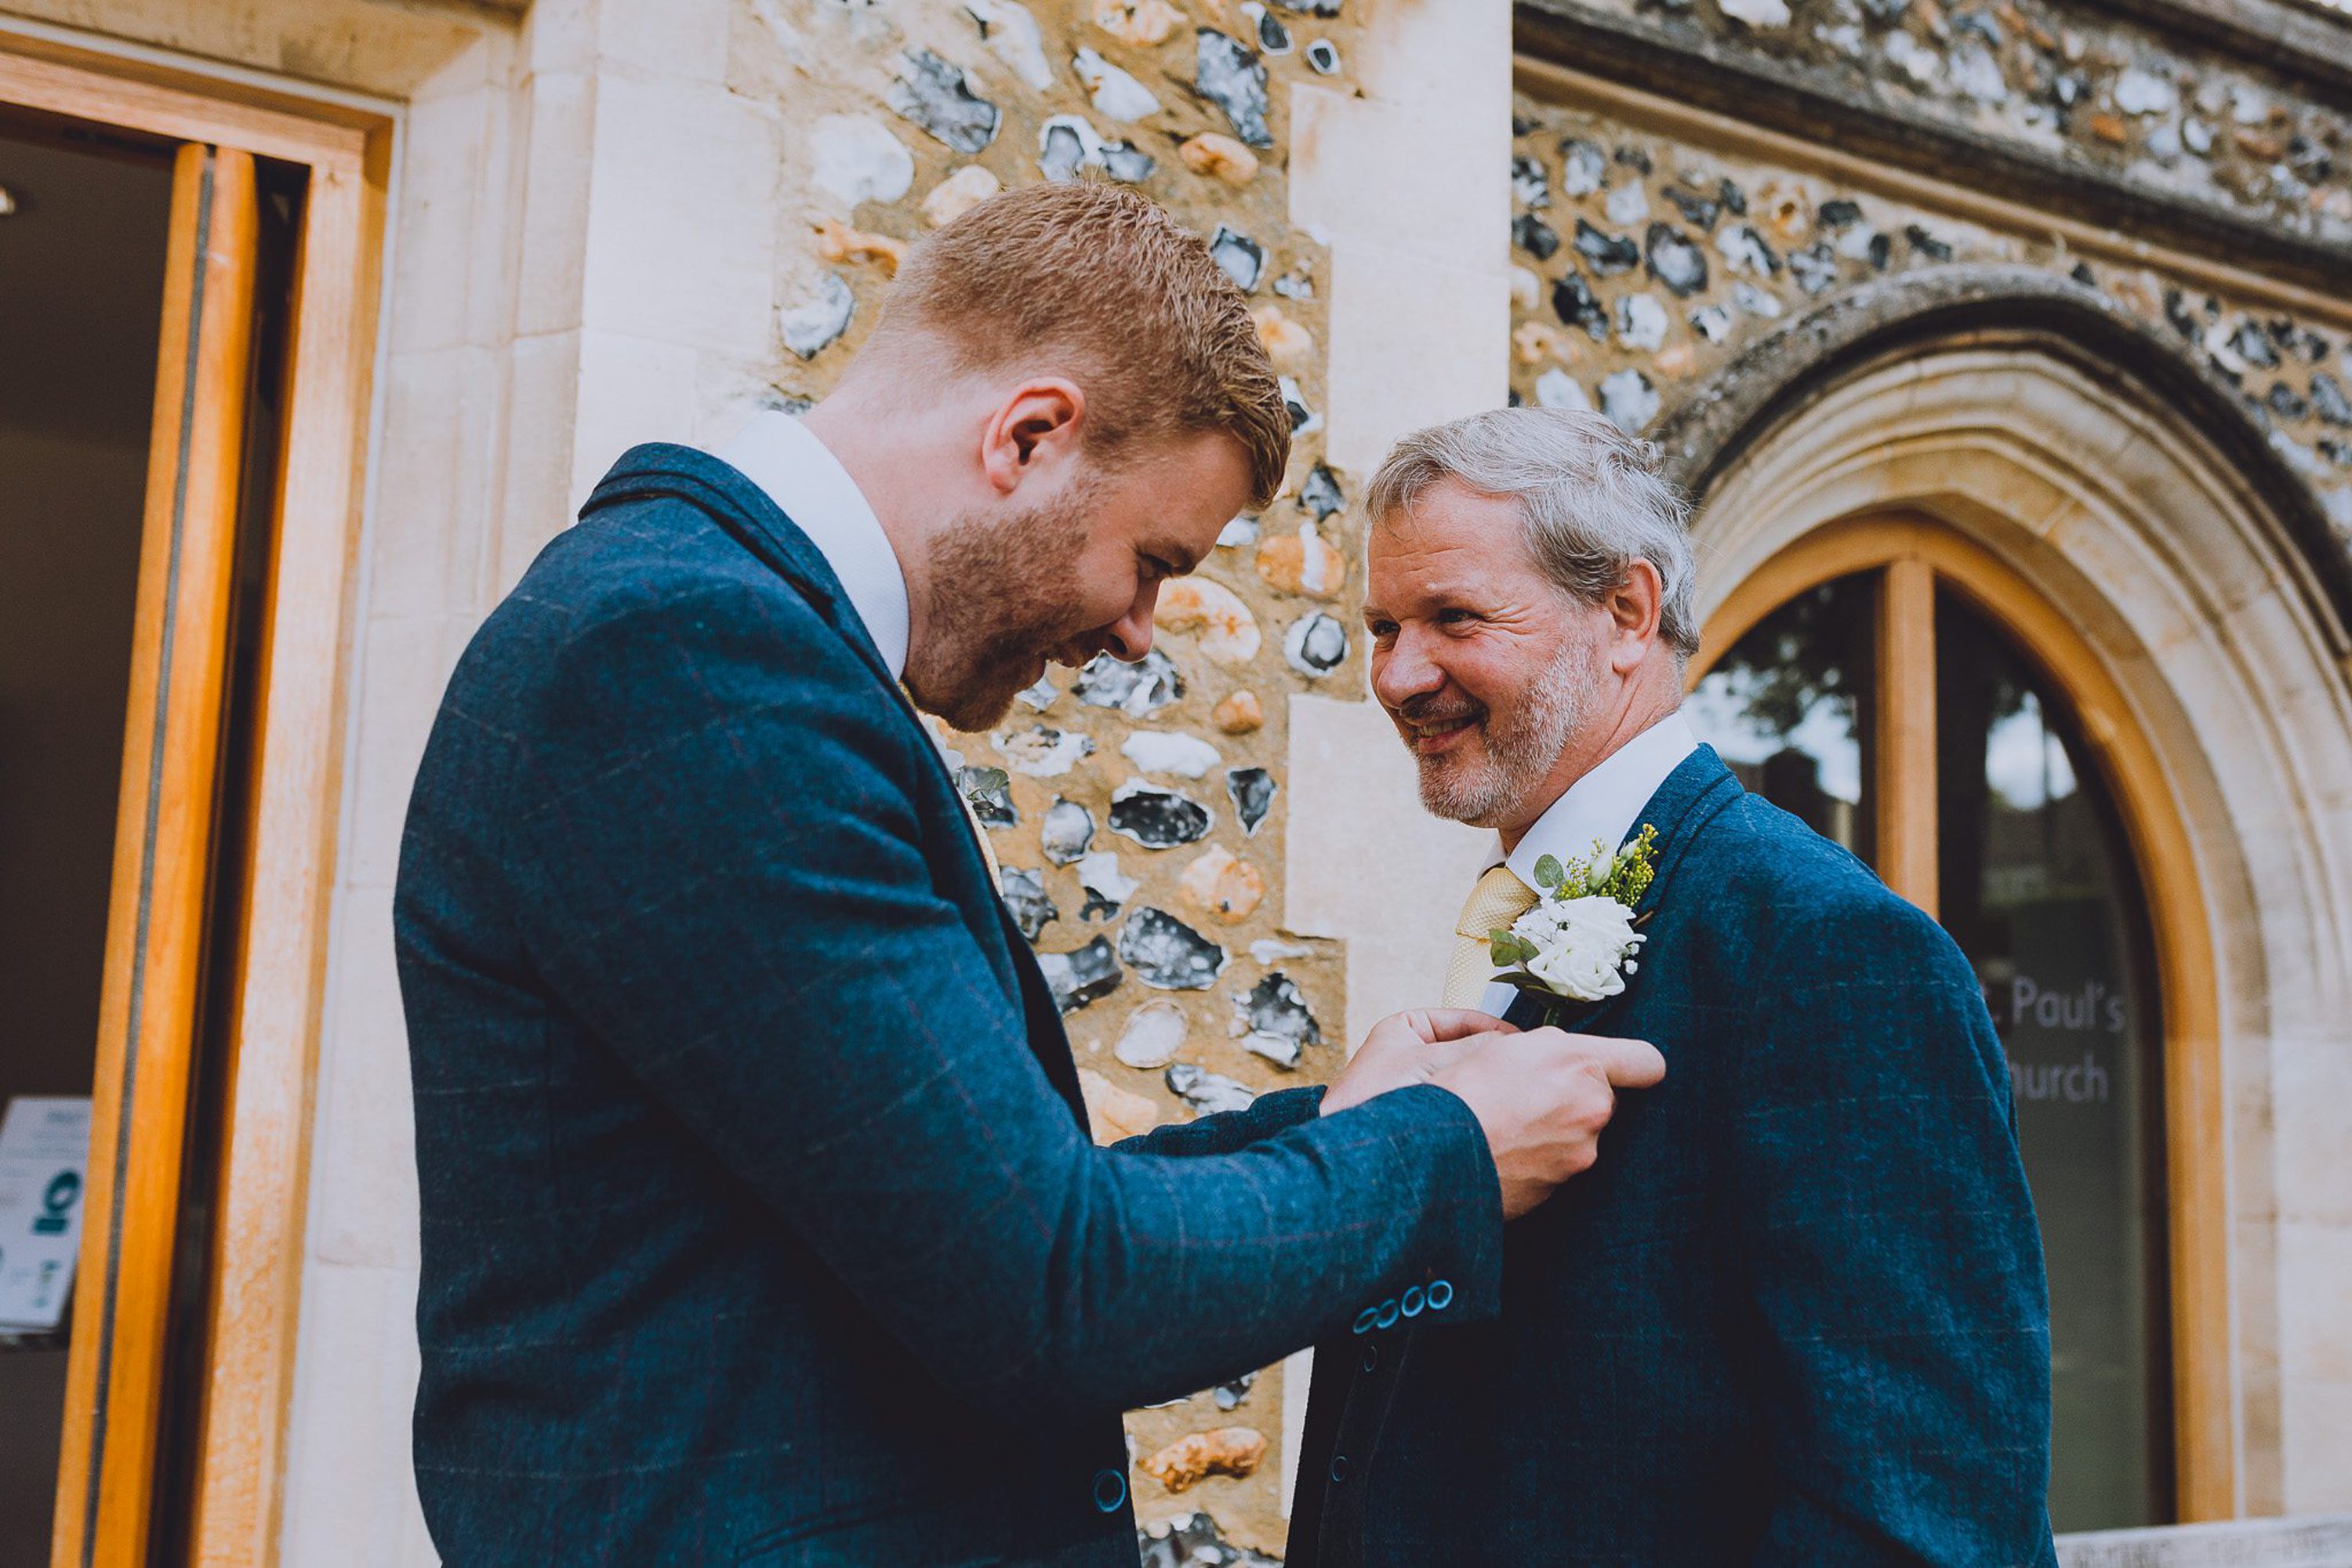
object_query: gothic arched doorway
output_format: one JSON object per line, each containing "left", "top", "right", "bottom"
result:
{"left": 1674, "top": 313, "right": 2352, "bottom": 1521}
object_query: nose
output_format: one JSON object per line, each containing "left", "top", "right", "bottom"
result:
{"left": 1096, "top": 583, "right": 1160, "bottom": 663}
{"left": 1374, "top": 625, "right": 1447, "bottom": 710}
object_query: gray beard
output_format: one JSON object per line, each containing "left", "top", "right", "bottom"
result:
{"left": 1417, "top": 637, "right": 1599, "bottom": 829}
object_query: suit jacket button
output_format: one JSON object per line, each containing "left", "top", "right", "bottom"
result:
{"left": 1330, "top": 1455, "right": 1352, "bottom": 1483}
{"left": 1427, "top": 1278, "right": 1454, "bottom": 1311}
{"left": 1360, "top": 1342, "right": 1379, "bottom": 1373}
{"left": 1091, "top": 1468, "right": 1127, "bottom": 1514}
{"left": 1374, "top": 1296, "right": 1400, "bottom": 1330}
{"left": 1399, "top": 1284, "right": 1426, "bottom": 1318}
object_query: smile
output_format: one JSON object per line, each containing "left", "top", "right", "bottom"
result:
{"left": 1403, "top": 713, "right": 1480, "bottom": 755}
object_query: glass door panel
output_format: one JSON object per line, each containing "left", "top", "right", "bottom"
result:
{"left": 1686, "top": 572, "right": 1877, "bottom": 864}
{"left": 1688, "top": 535, "right": 2178, "bottom": 1529}
{"left": 1934, "top": 589, "right": 2169, "bottom": 1532}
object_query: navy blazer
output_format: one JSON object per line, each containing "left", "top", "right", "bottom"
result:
{"left": 1289, "top": 748, "right": 2060, "bottom": 1566}
{"left": 394, "top": 444, "right": 1504, "bottom": 1566}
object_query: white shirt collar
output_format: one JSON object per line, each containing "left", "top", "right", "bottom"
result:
{"left": 1492, "top": 710, "right": 1700, "bottom": 884}
{"left": 713, "top": 410, "right": 910, "bottom": 680}
{"left": 1474, "top": 710, "right": 1697, "bottom": 1017}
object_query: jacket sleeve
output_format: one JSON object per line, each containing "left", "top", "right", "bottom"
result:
{"left": 1733, "top": 886, "right": 2057, "bottom": 1565}
{"left": 502, "top": 583, "right": 1503, "bottom": 1422}
{"left": 1113, "top": 1086, "right": 1326, "bottom": 1158}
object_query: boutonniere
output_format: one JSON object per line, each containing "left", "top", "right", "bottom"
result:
{"left": 1486, "top": 824, "right": 1660, "bottom": 1025}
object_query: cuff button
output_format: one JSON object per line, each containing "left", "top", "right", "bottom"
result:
{"left": 1352, "top": 1306, "right": 1379, "bottom": 1336}
{"left": 1091, "top": 1468, "right": 1127, "bottom": 1514}
{"left": 1427, "top": 1279, "right": 1454, "bottom": 1311}
{"left": 1399, "top": 1284, "right": 1426, "bottom": 1318}
{"left": 1374, "top": 1297, "right": 1400, "bottom": 1330}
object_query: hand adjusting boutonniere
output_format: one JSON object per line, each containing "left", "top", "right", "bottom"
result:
{"left": 1486, "top": 824, "right": 1659, "bottom": 1027}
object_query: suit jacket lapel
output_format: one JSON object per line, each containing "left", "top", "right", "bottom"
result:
{"left": 1507, "top": 746, "right": 1744, "bottom": 1036}
{"left": 580, "top": 443, "right": 899, "bottom": 690}
{"left": 578, "top": 445, "right": 1090, "bottom": 1127}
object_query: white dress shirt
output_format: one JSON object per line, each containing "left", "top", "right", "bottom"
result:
{"left": 715, "top": 411, "right": 910, "bottom": 680}
{"left": 1475, "top": 710, "right": 1698, "bottom": 1016}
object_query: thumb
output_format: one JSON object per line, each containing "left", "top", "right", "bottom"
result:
{"left": 1412, "top": 1007, "right": 1521, "bottom": 1043}
{"left": 1585, "top": 1035, "right": 1665, "bottom": 1088}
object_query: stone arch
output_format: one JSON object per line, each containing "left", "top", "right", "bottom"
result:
{"left": 1671, "top": 267, "right": 2352, "bottom": 1517}
{"left": 1658, "top": 265, "right": 2352, "bottom": 651}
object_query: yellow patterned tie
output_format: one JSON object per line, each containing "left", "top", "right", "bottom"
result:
{"left": 1441, "top": 866, "right": 1540, "bottom": 1007}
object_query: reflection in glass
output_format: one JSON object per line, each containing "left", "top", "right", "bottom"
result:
{"left": 1935, "top": 589, "right": 2169, "bottom": 1533}
{"left": 1686, "top": 574, "right": 1876, "bottom": 863}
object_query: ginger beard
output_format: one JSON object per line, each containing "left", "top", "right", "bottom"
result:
{"left": 903, "top": 485, "right": 1103, "bottom": 733}
{"left": 1396, "top": 625, "right": 1603, "bottom": 829}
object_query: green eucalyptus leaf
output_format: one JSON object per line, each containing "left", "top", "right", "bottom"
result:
{"left": 1488, "top": 931, "right": 1537, "bottom": 967}
{"left": 1532, "top": 854, "right": 1565, "bottom": 890}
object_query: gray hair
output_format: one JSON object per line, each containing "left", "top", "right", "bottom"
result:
{"left": 1364, "top": 407, "right": 1700, "bottom": 660}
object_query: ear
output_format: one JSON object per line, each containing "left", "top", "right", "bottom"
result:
{"left": 979, "top": 378, "right": 1086, "bottom": 497}
{"left": 1606, "top": 559, "right": 1665, "bottom": 674}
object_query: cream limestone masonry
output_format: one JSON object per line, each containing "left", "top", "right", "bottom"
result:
{"left": 1276, "top": 0, "right": 1514, "bottom": 1526}
{"left": 1282, "top": 0, "right": 1515, "bottom": 1051}
{"left": 289, "top": 14, "right": 517, "bottom": 1566}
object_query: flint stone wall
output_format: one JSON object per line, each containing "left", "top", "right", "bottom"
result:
{"left": 1504, "top": 91, "right": 2352, "bottom": 554}
{"left": 1517, "top": 0, "right": 2352, "bottom": 285}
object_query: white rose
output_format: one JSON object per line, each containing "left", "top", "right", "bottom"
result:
{"left": 1519, "top": 894, "right": 1645, "bottom": 1002}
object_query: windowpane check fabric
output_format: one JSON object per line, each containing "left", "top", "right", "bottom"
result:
{"left": 1441, "top": 866, "right": 1539, "bottom": 1007}
{"left": 394, "top": 444, "right": 1509, "bottom": 1566}
{"left": 1290, "top": 747, "right": 2060, "bottom": 1567}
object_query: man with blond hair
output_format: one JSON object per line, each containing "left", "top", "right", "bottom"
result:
{"left": 1287, "top": 407, "right": 2055, "bottom": 1565}
{"left": 396, "top": 184, "right": 1663, "bottom": 1564}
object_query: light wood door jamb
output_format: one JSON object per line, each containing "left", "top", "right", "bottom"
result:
{"left": 53, "top": 142, "right": 259, "bottom": 1568}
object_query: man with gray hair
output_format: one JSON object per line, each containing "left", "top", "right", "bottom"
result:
{"left": 1288, "top": 407, "right": 2057, "bottom": 1564}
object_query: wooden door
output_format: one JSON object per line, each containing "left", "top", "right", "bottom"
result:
{"left": 51, "top": 141, "right": 260, "bottom": 1568}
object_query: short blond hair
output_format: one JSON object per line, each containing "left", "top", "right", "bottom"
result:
{"left": 877, "top": 182, "right": 1290, "bottom": 508}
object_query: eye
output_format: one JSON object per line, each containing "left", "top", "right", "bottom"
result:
{"left": 1140, "top": 554, "right": 1176, "bottom": 583}
{"left": 1365, "top": 617, "right": 1399, "bottom": 641}
{"left": 1436, "top": 608, "right": 1479, "bottom": 627}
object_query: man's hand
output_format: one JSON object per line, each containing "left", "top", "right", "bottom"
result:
{"left": 1432, "top": 1029, "right": 1666, "bottom": 1220}
{"left": 1323, "top": 1008, "right": 1515, "bottom": 1116}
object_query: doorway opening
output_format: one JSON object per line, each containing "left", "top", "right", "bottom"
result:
{"left": 0, "top": 103, "right": 303, "bottom": 1566}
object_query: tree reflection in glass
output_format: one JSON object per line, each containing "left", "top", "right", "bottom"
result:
{"left": 1685, "top": 574, "right": 1876, "bottom": 865}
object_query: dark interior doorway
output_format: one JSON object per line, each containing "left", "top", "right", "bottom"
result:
{"left": 0, "top": 113, "right": 175, "bottom": 1566}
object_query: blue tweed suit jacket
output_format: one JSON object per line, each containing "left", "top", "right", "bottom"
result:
{"left": 1289, "top": 747, "right": 2060, "bottom": 1566}
{"left": 394, "top": 445, "right": 1503, "bottom": 1566}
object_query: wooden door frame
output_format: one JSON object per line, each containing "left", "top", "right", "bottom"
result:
{"left": 0, "top": 32, "right": 390, "bottom": 1567}
{"left": 1690, "top": 511, "right": 2231, "bottom": 1523}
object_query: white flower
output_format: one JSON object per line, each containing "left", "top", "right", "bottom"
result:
{"left": 1511, "top": 894, "right": 1646, "bottom": 1003}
